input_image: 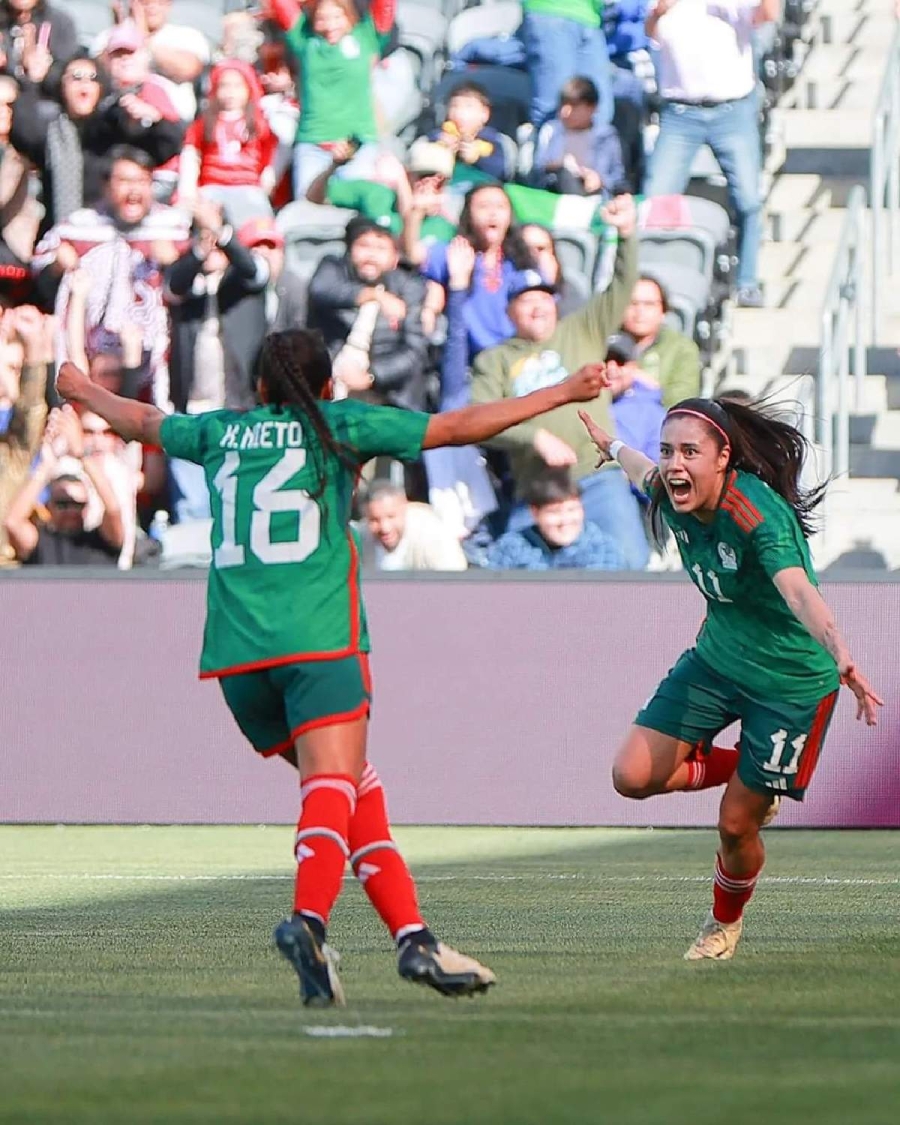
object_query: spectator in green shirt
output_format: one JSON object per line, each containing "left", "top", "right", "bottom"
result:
{"left": 619, "top": 275, "right": 701, "bottom": 407}
{"left": 264, "top": 0, "right": 395, "bottom": 197}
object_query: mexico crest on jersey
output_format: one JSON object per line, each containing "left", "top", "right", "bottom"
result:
{"left": 718, "top": 542, "right": 738, "bottom": 570}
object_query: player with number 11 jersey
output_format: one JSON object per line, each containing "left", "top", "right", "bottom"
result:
{"left": 579, "top": 395, "right": 883, "bottom": 964}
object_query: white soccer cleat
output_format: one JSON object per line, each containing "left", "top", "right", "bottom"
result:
{"left": 398, "top": 937, "right": 496, "bottom": 996}
{"left": 761, "top": 795, "right": 781, "bottom": 828}
{"left": 684, "top": 910, "right": 743, "bottom": 961}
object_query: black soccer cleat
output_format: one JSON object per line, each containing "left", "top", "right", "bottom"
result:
{"left": 398, "top": 935, "right": 496, "bottom": 998}
{"left": 274, "top": 916, "right": 345, "bottom": 1008}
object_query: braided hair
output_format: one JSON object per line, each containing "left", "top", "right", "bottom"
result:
{"left": 648, "top": 396, "right": 828, "bottom": 543}
{"left": 257, "top": 329, "right": 358, "bottom": 503}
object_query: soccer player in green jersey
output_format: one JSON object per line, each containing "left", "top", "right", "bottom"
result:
{"left": 579, "top": 396, "right": 883, "bottom": 962}
{"left": 56, "top": 331, "right": 609, "bottom": 1007}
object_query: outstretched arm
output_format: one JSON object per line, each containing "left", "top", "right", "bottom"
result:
{"left": 423, "top": 365, "right": 607, "bottom": 450}
{"left": 578, "top": 411, "right": 657, "bottom": 490}
{"left": 56, "top": 363, "right": 165, "bottom": 446}
{"left": 773, "top": 568, "right": 884, "bottom": 725}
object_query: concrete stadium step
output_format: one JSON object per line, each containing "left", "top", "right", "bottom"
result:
{"left": 778, "top": 112, "right": 875, "bottom": 177}
{"left": 848, "top": 409, "right": 900, "bottom": 448}
{"left": 766, "top": 206, "right": 852, "bottom": 244}
{"left": 822, "top": 9, "right": 899, "bottom": 48}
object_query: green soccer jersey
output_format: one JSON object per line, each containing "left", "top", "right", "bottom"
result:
{"left": 650, "top": 469, "right": 840, "bottom": 704}
{"left": 160, "top": 400, "right": 429, "bottom": 678}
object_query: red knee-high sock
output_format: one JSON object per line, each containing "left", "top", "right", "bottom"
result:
{"left": 293, "top": 774, "right": 357, "bottom": 927}
{"left": 712, "top": 854, "right": 762, "bottom": 924}
{"left": 685, "top": 744, "right": 740, "bottom": 791}
{"left": 349, "top": 763, "right": 426, "bottom": 942}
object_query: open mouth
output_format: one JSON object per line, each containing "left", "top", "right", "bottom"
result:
{"left": 667, "top": 478, "right": 692, "bottom": 503}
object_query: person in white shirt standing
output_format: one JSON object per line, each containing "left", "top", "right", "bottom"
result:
{"left": 644, "top": 0, "right": 779, "bottom": 308}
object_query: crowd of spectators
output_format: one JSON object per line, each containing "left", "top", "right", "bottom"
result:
{"left": 0, "top": 0, "right": 779, "bottom": 573}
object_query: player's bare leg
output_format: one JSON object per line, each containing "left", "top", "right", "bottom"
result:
{"left": 612, "top": 726, "right": 739, "bottom": 798}
{"left": 685, "top": 774, "right": 775, "bottom": 961}
{"left": 279, "top": 740, "right": 494, "bottom": 998}
{"left": 274, "top": 716, "right": 367, "bottom": 1007}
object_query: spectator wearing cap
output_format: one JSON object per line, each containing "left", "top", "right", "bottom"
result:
{"left": 521, "top": 0, "right": 614, "bottom": 130}
{"left": 241, "top": 215, "right": 307, "bottom": 331}
{"left": 5, "top": 406, "right": 124, "bottom": 567}
{"left": 94, "top": 0, "right": 210, "bottom": 122}
{"left": 470, "top": 194, "right": 649, "bottom": 569}
{"left": 532, "top": 76, "right": 627, "bottom": 200}
{"left": 644, "top": 0, "right": 779, "bottom": 308}
{"left": 620, "top": 274, "right": 700, "bottom": 406}
{"left": 102, "top": 20, "right": 183, "bottom": 204}
{"left": 307, "top": 216, "right": 430, "bottom": 413}
{"left": 11, "top": 52, "right": 184, "bottom": 241}
{"left": 486, "top": 470, "right": 626, "bottom": 571}
{"left": 411, "top": 183, "right": 538, "bottom": 362}
{"left": 178, "top": 60, "right": 278, "bottom": 229}
{"left": 520, "top": 224, "right": 589, "bottom": 319}
{"left": 427, "top": 81, "right": 510, "bottom": 193}
{"left": 605, "top": 331, "right": 666, "bottom": 469}
{"left": 0, "top": 0, "right": 78, "bottom": 95}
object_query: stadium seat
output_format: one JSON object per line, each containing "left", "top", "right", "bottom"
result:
{"left": 70, "top": 0, "right": 113, "bottom": 48}
{"left": 427, "top": 66, "right": 532, "bottom": 141}
{"left": 638, "top": 196, "right": 733, "bottom": 287}
{"left": 551, "top": 229, "right": 599, "bottom": 282}
{"left": 395, "top": 1, "right": 449, "bottom": 93}
{"left": 276, "top": 202, "right": 356, "bottom": 279}
{"left": 170, "top": 1, "right": 225, "bottom": 47}
{"left": 445, "top": 1, "right": 523, "bottom": 58}
{"left": 638, "top": 260, "right": 711, "bottom": 342}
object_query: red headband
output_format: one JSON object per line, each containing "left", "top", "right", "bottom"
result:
{"left": 666, "top": 407, "right": 731, "bottom": 447}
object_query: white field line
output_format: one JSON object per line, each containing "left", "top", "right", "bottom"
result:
{"left": 0, "top": 873, "right": 899, "bottom": 886}
{"left": 1, "top": 1008, "right": 900, "bottom": 1031}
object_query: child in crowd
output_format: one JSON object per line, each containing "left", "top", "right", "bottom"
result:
{"left": 178, "top": 60, "right": 277, "bottom": 226}
{"left": 429, "top": 81, "right": 509, "bottom": 191}
{"left": 533, "top": 76, "right": 625, "bottom": 199}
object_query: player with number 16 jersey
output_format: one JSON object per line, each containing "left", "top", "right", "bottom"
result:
{"left": 55, "top": 328, "right": 611, "bottom": 1008}
{"left": 160, "top": 398, "right": 424, "bottom": 679}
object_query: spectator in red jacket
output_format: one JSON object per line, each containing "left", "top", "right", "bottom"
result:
{"left": 178, "top": 59, "right": 278, "bottom": 228}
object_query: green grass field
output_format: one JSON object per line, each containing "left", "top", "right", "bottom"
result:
{"left": 2, "top": 826, "right": 898, "bottom": 1125}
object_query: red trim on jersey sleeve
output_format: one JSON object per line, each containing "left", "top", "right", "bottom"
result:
{"left": 723, "top": 484, "right": 764, "bottom": 530}
{"left": 721, "top": 497, "right": 757, "bottom": 534}
{"left": 795, "top": 690, "right": 838, "bottom": 790}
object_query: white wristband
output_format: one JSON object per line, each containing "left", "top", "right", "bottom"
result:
{"left": 608, "top": 439, "right": 626, "bottom": 463}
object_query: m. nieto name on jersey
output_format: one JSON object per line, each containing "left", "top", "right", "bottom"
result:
{"left": 219, "top": 421, "right": 308, "bottom": 452}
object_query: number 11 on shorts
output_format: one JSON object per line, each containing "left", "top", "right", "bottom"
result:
{"left": 763, "top": 729, "right": 807, "bottom": 774}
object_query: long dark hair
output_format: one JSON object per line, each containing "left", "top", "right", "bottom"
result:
{"left": 648, "top": 396, "right": 828, "bottom": 543}
{"left": 457, "top": 184, "right": 534, "bottom": 269}
{"left": 257, "top": 330, "right": 358, "bottom": 505}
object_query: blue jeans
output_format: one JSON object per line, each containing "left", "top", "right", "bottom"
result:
{"left": 520, "top": 13, "right": 614, "bottom": 129}
{"left": 292, "top": 142, "right": 381, "bottom": 199}
{"left": 644, "top": 91, "right": 762, "bottom": 288}
{"left": 507, "top": 467, "right": 649, "bottom": 570}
